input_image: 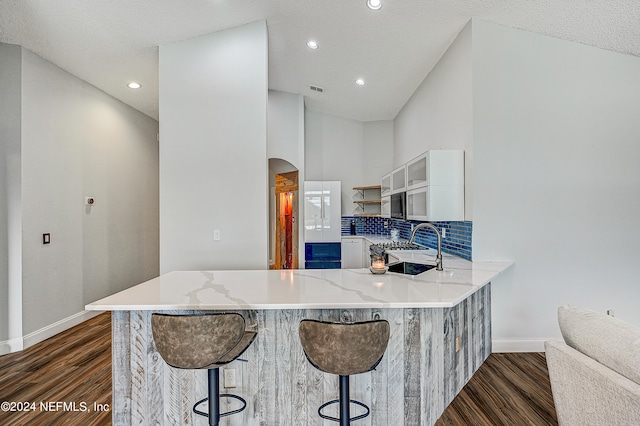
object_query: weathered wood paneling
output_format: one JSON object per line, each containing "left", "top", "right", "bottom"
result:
{"left": 111, "top": 285, "right": 491, "bottom": 425}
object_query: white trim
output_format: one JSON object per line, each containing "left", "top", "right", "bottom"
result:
{"left": 492, "top": 338, "right": 547, "bottom": 353}
{"left": 2, "top": 311, "right": 100, "bottom": 355}
{"left": 0, "top": 337, "right": 24, "bottom": 356}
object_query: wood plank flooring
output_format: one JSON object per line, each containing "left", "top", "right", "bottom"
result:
{"left": 436, "top": 352, "right": 558, "bottom": 426}
{"left": 0, "top": 313, "right": 557, "bottom": 425}
{"left": 0, "top": 313, "right": 112, "bottom": 426}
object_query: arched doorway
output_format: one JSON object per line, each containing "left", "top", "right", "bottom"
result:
{"left": 269, "top": 159, "right": 299, "bottom": 269}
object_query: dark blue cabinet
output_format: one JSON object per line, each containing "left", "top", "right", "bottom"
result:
{"left": 304, "top": 242, "right": 341, "bottom": 269}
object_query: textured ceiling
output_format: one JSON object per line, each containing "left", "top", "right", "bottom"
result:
{"left": 1, "top": 0, "right": 638, "bottom": 122}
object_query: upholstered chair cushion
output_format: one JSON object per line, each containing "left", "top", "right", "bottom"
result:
{"left": 152, "top": 313, "right": 256, "bottom": 370}
{"left": 299, "top": 319, "right": 390, "bottom": 376}
{"left": 558, "top": 305, "right": 640, "bottom": 385}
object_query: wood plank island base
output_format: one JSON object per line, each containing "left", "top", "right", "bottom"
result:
{"left": 87, "top": 259, "right": 511, "bottom": 425}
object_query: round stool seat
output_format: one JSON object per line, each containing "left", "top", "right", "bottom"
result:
{"left": 299, "top": 319, "right": 390, "bottom": 376}
{"left": 152, "top": 313, "right": 255, "bottom": 369}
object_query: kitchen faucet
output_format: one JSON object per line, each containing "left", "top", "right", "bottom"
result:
{"left": 409, "top": 222, "right": 443, "bottom": 271}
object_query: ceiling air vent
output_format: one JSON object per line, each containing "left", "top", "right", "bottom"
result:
{"left": 309, "top": 85, "right": 324, "bottom": 93}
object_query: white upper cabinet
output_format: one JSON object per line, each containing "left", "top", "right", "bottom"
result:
{"left": 406, "top": 186, "right": 464, "bottom": 221}
{"left": 380, "top": 173, "right": 391, "bottom": 197}
{"left": 381, "top": 196, "right": 391, "bottom": 218}
{"left": 406, "top": 150, "right": 464, "bottom": 190}
{"left": 390, "top": 165, "right": 406, "bottom": 194}
{"left": 406, "top": 154, "right": 428, "bottom": 189}
{"left": 388, "top": 149, "right": 465, "bottom": 221}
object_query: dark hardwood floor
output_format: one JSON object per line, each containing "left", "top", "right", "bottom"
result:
{"left": 436, "top": 352, "right": 558, "bottom": 426}
{"left": 0, "top": 313, "right": 112, "bottom": 426}
{"left": 0, "top": 313, "right": 557, "bottom": 425}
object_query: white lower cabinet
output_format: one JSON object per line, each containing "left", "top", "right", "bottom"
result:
{"left": 362, "top": 240, "right": 372, "bottom": 268}
{"left": 341, "top": 238, "right": 363, "bottom": 269}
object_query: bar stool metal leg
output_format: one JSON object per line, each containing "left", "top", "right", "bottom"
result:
{"left": 193, "top": 368, "right": 248, "bottom": 425}
{"left": 208, "top": 369, "right": 220, "bottom": 426}
{"left": 339, "top": 375, "right": 350, "bottom": 426}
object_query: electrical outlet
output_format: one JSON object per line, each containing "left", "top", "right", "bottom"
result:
{"left": 214, "top": 229, "right": 221, "bottom": 241}
{"left": 442, "top": 228, "right": 447, "bottom": 239}
{"left": 223, "top": 368, "right": 236, "bottom": 388}
{"left": 455, "top": 336, "right": 461, "bottom": 352}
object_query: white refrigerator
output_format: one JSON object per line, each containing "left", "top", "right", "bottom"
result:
{"left": 303, "top": 181, "right": 341, "bottom": 268}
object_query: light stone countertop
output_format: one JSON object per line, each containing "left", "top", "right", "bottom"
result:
{"left": 86, "top": 247, "right": 512, "bottom": 311}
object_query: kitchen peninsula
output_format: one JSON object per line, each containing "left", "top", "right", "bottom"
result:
{"left": 86, "top": 252, "right": 511, "bottom": 425}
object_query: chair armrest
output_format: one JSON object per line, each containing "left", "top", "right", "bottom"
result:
{"left": 545, "top": 339, "right": 640, "bottom": 426}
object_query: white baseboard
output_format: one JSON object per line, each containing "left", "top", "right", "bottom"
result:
{"left": 0, "top": 310, "right": 102, "bottom": 355}
{"left": 0, "top": 337, "right": 24, "bottom": 356}
{"left": 492, "top": 338, "right": 547, "bottom": 353}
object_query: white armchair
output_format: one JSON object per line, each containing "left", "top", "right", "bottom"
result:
{"left": 545, "top": 305, "right": 640, "bottom": 426}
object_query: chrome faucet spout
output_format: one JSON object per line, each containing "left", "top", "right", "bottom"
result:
{"left": 409, "top": 222, "right": 443, "bottom": 271}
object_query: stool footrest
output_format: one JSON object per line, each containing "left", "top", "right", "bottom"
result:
{"left": 318, "top": 399, "right": 370, "bottom": 422}
{"left": 193, "top": 394, "right": 247, "bottom": 418}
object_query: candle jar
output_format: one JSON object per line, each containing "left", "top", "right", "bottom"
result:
{"left": 370, "top": 255, "right": 386, "bottom": 274}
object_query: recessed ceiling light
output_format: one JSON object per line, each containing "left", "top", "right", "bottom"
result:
{"left": 127, "top": 82, "right": 141, "bottom": 89}
{"left": 355, "top": 79, "right": 365, "bottom": 86}
{"left": 367, "top": 0, "right": 382, "bottom": 10}
{"left": 306, "top": 40, "right": 318, "bottom": 50}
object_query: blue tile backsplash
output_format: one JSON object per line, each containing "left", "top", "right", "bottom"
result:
{"left": 341, "top": 216, "right": 472, "bottom": 261}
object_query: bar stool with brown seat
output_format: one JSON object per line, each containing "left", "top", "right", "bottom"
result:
{"left": 298, "top": 319, "right": 390, "bottom": 426}
{"left": 151, "top": 313, "right": 256, "bottom": 426}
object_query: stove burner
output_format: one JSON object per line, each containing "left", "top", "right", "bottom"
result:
{"left": 369, "top": 241, "right": 426, "bottom": 258}
{"left": 375, "top": 241, "right": 425, "bottom": 250}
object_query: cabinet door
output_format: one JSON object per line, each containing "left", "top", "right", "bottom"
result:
{"left": 406, "top": 153, "right": 428, "bottom": 190}
{"left": 427, "top": 186, "right": 464, "bottom": 221}
{"left": 362, "top": 240, "right": 372, "bottom": 268}
{"left": 391, "top": 166, "right": 406, "bottom": 194}
{"left": 304, "top": 181, "right": 324, "bottom": 242}
{"left": 406, "top": 187, "right": 428, "bottom": 221}
{"left": 323, "top": 181, "right": 342, "bottom": 242}
{"left": 427, "top": 150, "right": 464, "bottom": 186}
{"left": 381, "top": 173, "right": 391, "bottom": 197}
{"left": 381, "top": 196, "right": 391, "bottom": 218}
{"left": 407, "top": 186, "right": 464, "bottom": 221}
{"left": 341, "top": 238, "right": 363, "bottom": 269}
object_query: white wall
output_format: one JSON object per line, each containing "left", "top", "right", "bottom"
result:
{"left": 394, "top": 21, "right": 473, "bottom": 220}
{"left": 267, "top": 90, "right": 305, "bottom": 266}
{"left": 363, "top": 121, "right": 395, "bottom": 184}
{"left": 472, "top": 21, "right": 640, "bottom": 350}
{"left": 268, "top": 90, "right": 305, "bottom": 172}
{"left": 0, "top": 43, "right": 22, "bottom": 347}
{"left": 305, "top": 109, "right": 393, "bottom": 215}
{"left": 4, "top": 46, "right": 159, "bottom": 346}
{"left": 159, "top": 21, "right": 268, "bottom": 273}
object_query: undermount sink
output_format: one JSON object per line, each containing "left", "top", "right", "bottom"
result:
{"left": 387, "top": 262, "right": 436, "bottom": 276}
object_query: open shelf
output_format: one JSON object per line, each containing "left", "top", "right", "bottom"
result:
{"left": 353, "top": 185, "right": 382, "bottom": 216}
